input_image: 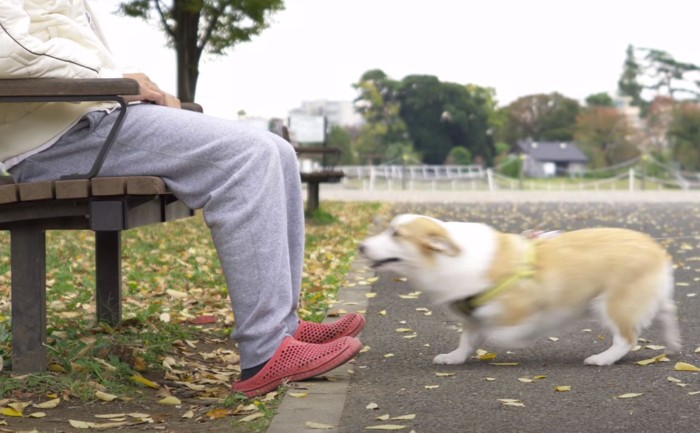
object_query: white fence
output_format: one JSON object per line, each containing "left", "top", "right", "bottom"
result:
{"left": 336, "top": 162, "right": 700, "bottom": 192}
{"left": 338, "top": 165, "right": 487, "bottom": 191}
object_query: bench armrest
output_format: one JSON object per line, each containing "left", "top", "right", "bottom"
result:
{"left": 0, "top": 78, "right": 140, "bottom": 97}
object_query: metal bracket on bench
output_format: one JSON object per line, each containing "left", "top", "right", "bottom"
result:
{"left": 60, "top": 96, "right": 129, "bottom": 180}
{"left": 0, "top": 93, "right": 128, "bottom": 180}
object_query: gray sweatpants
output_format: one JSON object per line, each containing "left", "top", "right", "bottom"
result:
{"left": 9, "top": 104, "right": 304, "bottom": 369}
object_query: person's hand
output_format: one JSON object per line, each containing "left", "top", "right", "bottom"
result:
{"left": 122, "top": 72, "right": 181, "bottom": 109}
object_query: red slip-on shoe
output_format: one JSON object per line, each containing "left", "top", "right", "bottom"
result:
{"left": 294, "top": 313, "right": 366, "bottom": 344}
{"left": 232, "top": 335, "right": 362, "bottom": 398}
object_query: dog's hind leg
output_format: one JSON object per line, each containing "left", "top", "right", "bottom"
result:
{"left": 584, "top": 332, "right": 636, "bottom": 366}
{"left": 658, "top": 267, "right": 682, "bottom": 353}
{"left": 433, "top": 329, "right": 482, "bottom": 365}
{"left": 658, "top": 299, "right": 682, "bottom": 353}
{"left": 585, "top": 295, "right": 639, "bottom": 366}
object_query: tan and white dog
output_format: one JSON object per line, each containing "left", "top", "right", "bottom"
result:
{"left": 360, "top": 214, "right": 682, "bottom": 366}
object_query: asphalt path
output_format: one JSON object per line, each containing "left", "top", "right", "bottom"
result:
{"left": 337, "top": 201, "right": 700, "bottom": 433}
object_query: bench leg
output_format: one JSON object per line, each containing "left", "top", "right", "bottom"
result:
{"left": 11, "top": 224, "right": 48, "bottom": 373}
{"left": 306, "top": 182, "right": 320, "bottom": 214}
{"left": 95, "top": 231, "right": 122, "bottom": 325}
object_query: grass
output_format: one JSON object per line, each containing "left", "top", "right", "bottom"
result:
{"left": 0, "top": 201, "right": 389, "bottom": 430}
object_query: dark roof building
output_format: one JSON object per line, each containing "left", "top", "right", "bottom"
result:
{"left": 517, "top": 140, "right": 589, "bottom": 177}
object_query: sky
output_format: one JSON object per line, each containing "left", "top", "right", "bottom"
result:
{"left": 90, "top": 0, "right": 700, "bottom": 121}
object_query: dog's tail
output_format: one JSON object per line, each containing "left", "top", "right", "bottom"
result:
{"left": 659, "top": 262, "right": 682, "bottom": 353}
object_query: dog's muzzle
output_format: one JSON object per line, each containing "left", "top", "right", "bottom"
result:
{"left": 359, "top": 244, "right": 401, "bottom": 269}
{"left": 369, "top": 257, "right": 401, "bottom": 268}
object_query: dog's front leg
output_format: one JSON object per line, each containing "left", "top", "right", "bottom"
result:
{"left": 433, "top": 330, "right": 481, "bottom": 365}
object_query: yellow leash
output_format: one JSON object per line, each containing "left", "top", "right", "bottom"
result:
{"left": 451, "top": 241, "right": 536, "bottom": 315}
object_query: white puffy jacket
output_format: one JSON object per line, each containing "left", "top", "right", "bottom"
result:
{"left": 0, "top": 0, "right": 122, "bottom": 167}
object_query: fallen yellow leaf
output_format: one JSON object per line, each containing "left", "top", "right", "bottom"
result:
{"left": 555, "top": 386, "right": 571, "bottom": 392}
{"left": 288, "top": 392, "right": 308, "bottom": 398}
{"left": 674, "top": 362, "right": 700, "bottom": 372}
{"left": 28, "top": 412, "right": 46, "bottom": 418}
{"left": 477, "top": 352, "right": 497, "bottom": 361}
{"left": 365, "top": 425, "right": 407, "bottom": 430}
{"left": 305, "top": 421, "right": 335, "bottom": 429}
{"left": 0, "top": 407, "right": 23, "bottom": 417}
{"left": 239, "top": 412, "right": 264, "bottom": 423}
{"left": 33, "top": 398, "right": 61, "bottom": 409}
{"left": 207, "top": 408, "right": 233, "bottom": 419}
{"left": 391, "top": 414, "right": 416, "bottom": 420}
{"left": 636, "top": 354, "right": 670, "bottom": 366}
{"left": 131, "top": 375, "right": 160, "bottom": 389}
{"left": 617, "top": 393, "right": 643, "bottom": 399}
{"left": 7, "top": 402, "right": 30, "bottom": 415}
{"left": 498, "top": 399, "right": 525, "bottom": 407}
{"left": 157, "top": 396, "right": 182, "bottom": 405}
{"left": 95, "top": 391, "right": 118, "bottom": 402}
{"left": 69, "top": 419, "right": 93, "bottom": 429}
{"left": 645, "top": 344, "right": 665, "bottom": 350}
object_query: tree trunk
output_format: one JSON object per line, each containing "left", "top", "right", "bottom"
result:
{"left": 173, "top": 2, "right": 203, "bottom": 103}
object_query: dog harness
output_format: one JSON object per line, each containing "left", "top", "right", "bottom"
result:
{"left": 451, "top": 239, "right": 536, "bottom": 316}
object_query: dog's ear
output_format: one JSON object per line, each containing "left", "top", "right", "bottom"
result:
{"left": 399, "top": 217, "right": 461, "bottom": 257}
{"left": 420, "top": 234, "right": 461, "bottom": 257}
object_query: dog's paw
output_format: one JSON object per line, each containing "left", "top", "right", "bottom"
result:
{"left": 433, "top": 352, "right": 468, "bottom": 365}
{"left": 583, "top": 354, "right": 615, "bottom": 366}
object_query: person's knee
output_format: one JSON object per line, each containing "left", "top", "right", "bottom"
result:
{"left": 267, "top": 132, "right": 297, "bottom": 162}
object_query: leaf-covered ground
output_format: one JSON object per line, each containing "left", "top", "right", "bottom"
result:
{"left": 0, "top": 201, "right": 390, "bottom": 433}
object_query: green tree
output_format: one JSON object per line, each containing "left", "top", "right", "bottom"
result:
{"left": 638, "top": 48, "right": 700, "bottom": 100}
{"left": 326, "top": 125, "right": 356, "bottom": 165}
{"left": 618, "top": 44, "right": 645, "bottom": 109}
{"left": 502, "top": 93, "right": 580, "bottom": 146}
{"left": 574, "top": 106, "right": 639, "bottom": 168}
{"left": 445, "top": 146, "right": 472, "bottom": 165}
{"left": 669, "top": 102, "right": 700, "bottom": 170}
{"left": 396, "top": 75, "right": 495, "bottom": 164}
{"left": 352, "top": 69, "right": 409, "bottom": 163}
{"left": 119, "top": 0, "right": 284, "bottom": 102}
{"left": 585, "top": 92, "right": 614, "bottom": 107}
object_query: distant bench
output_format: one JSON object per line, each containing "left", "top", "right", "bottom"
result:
{"left": 295, "top": 146, "right": 345, "bottom": 214}
{"left": 0, "top": 78, "right": 195, "bottom": 373}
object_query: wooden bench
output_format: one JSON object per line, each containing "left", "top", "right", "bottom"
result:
{"left": 0, "top": 78, "right": 195, "bottom": 372}
{"left": 295, "top": 146, "right": 344, "bottom": 214}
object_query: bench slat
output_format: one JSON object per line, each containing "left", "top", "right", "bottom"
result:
{"left": 18, "top": 181, "right": 54, "bottom": 201}
{"left": 91, "top": 177, "right": 128, "bottom": 196}
{"left": 126, "top": 176, "right": 168, "bottom": 195}
{"left": 0, "top": 184, "right": 19, "bottom": 204}
{"left": 55, "top": 179, "right": 90, "bottom": 199}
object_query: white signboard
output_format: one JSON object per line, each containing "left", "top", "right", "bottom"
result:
{"left": 288, "top": 114, "right": 326, "bottom": 143}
